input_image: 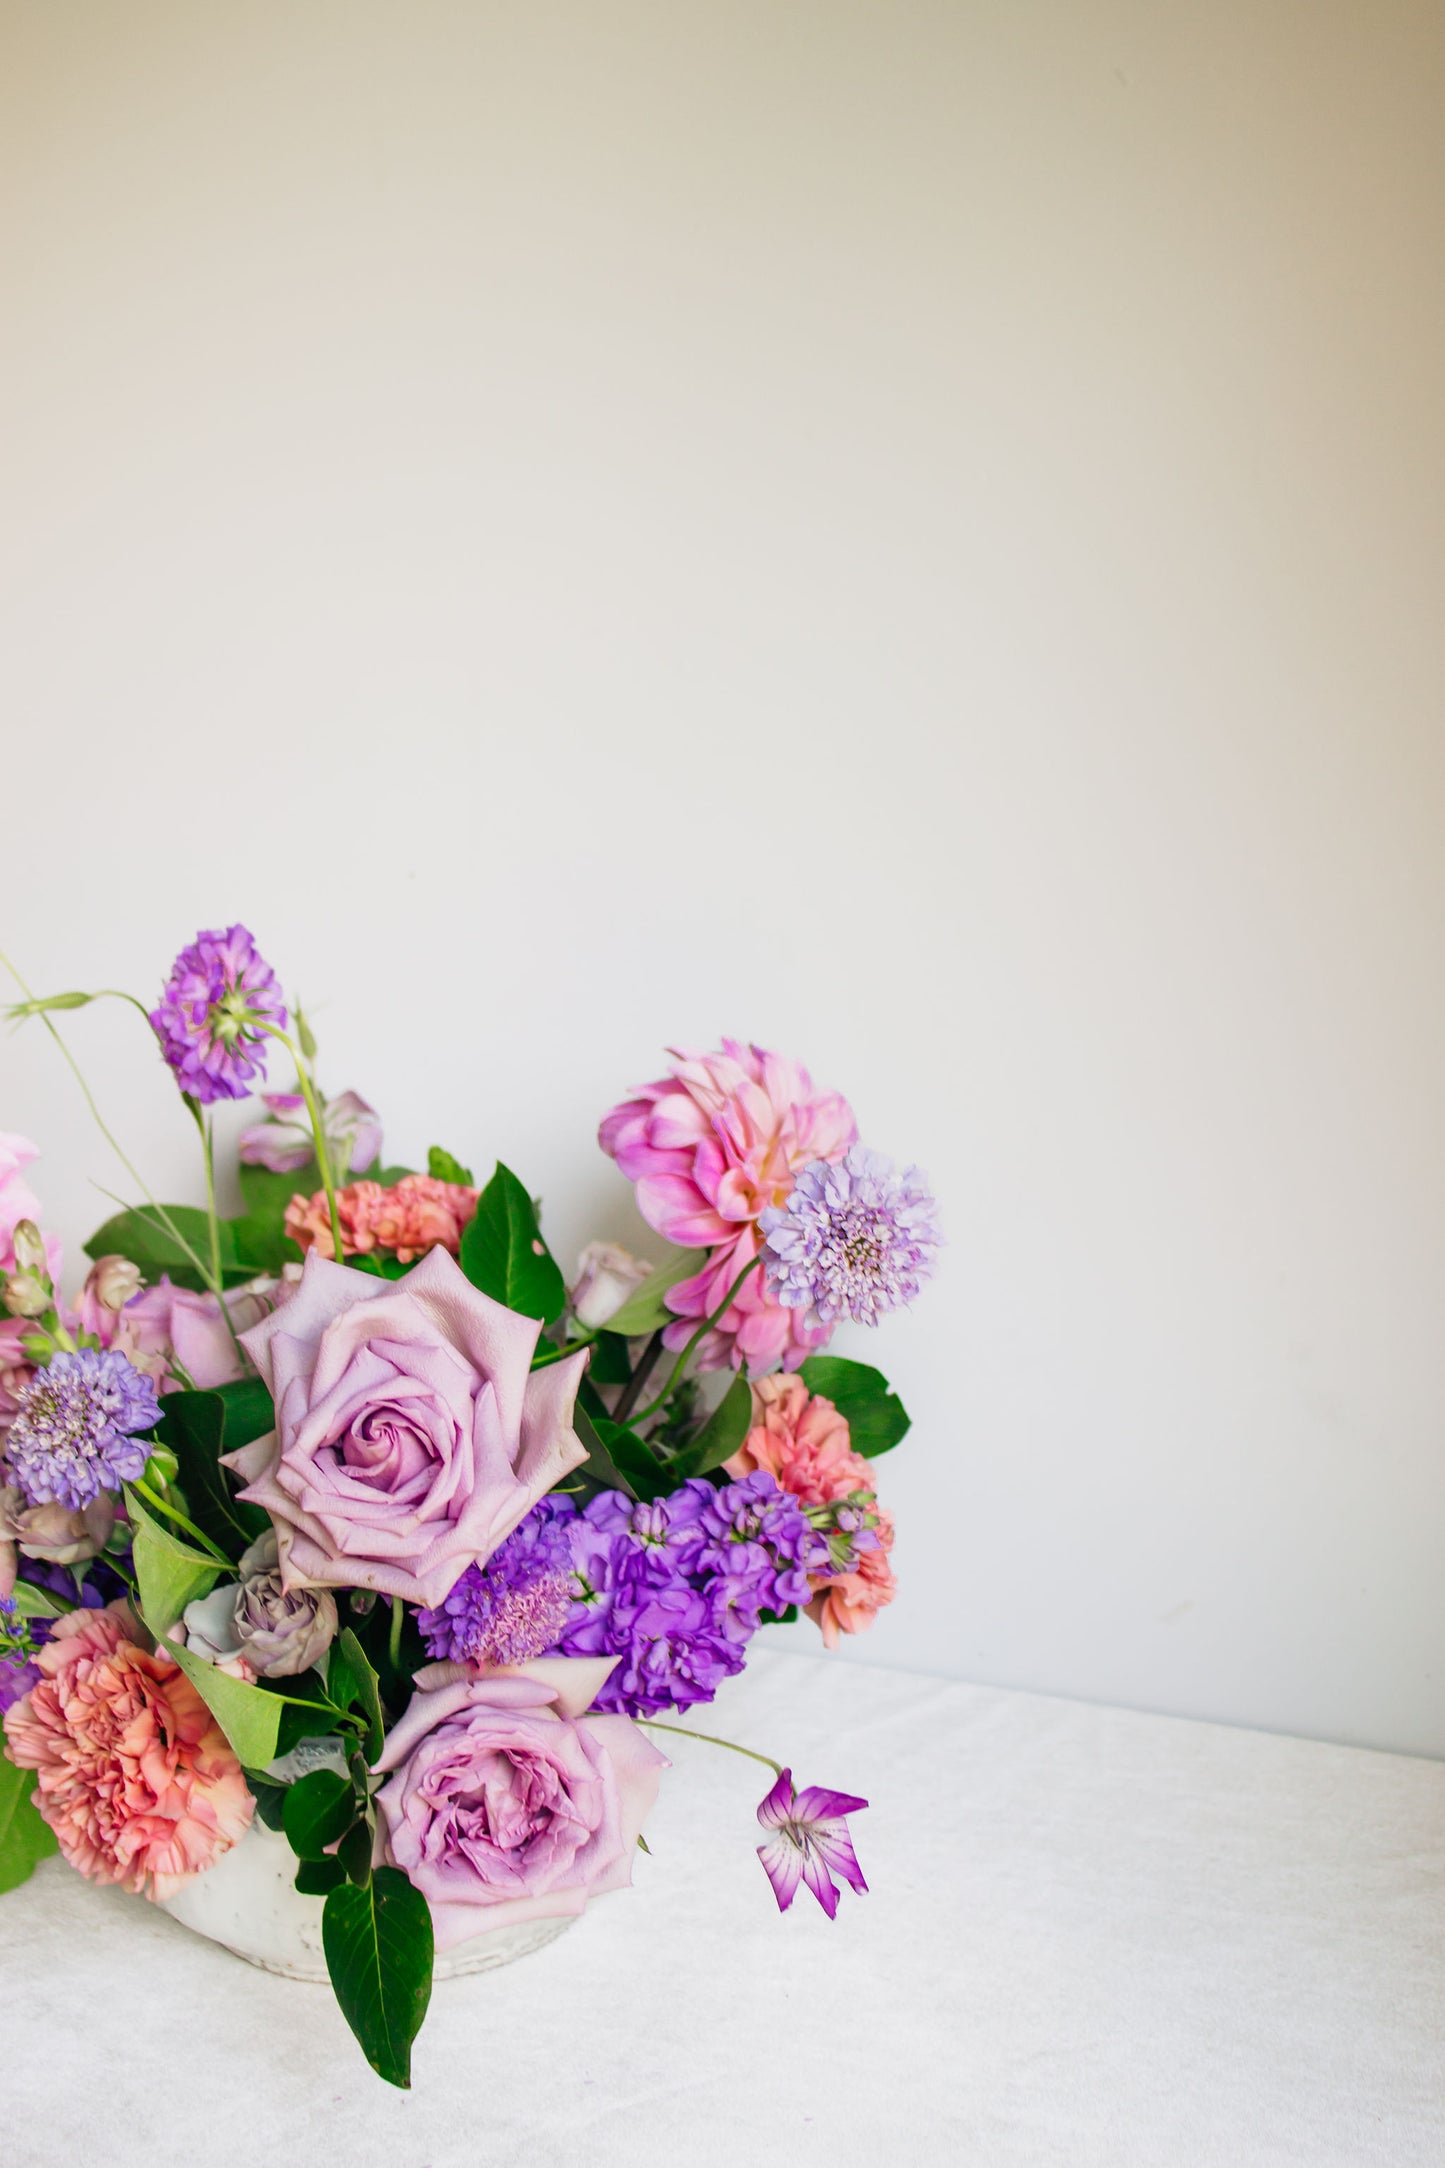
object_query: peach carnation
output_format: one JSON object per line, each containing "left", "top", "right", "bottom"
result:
{"left": 727, "top": 1374, "right": 897, "bottom": 1645}
{"left": 284, "top": 1173, "right": 480, "bottom": 1264}
{"left": 726, "top": 1372, "right": 874, "bottom": 1504}
{"left": 3, "top": 1602, "right": 253, "bottom": 1899}
{"left": 807, "top": 1506, "right": 897, "bottom": 1648}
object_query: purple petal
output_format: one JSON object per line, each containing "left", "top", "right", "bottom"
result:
{"left": 810, "top": 1820, "right": 868, "bottom": 1896}
{"left": 798, "top": 1846, "right": 841, "bottom": 1919}
{"left": 756, "top": 1766, "right": 796, "bottom": 1831}
{"left": 791, "top": 1783, "right": 868, "bottom": 1823}
{"left": 757, "top": 1833, "right": 803, "bottom": 1912}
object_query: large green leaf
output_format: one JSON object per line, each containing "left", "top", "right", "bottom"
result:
{"left": 798, "top": 1355, "right": 911, "bottom": 1458}
{"left": 569, "top": 1407, "right": 638, "bottom": 1500}
{"left": 602, "top": 1247, "right": 704, "bottom": 1337}
{"left": 162, "top": 1638, "right": 338, "bottom": 1769}
{"left": 0, "top": 1754, "right": 58, "bottom": 1894}
{"left": 126, "top": 1489, "right": 223, "bottom": 1636}
{"left": 233, "top": 1159, "right": 315, "bottom": 1275}
{"left": 282, "top": 1769, "right": 357, "bottom": 1860}
{"left": 458, "top": 1164, "right": 566, "bottom": 1325}
{"left": 154, "top": 1388, "right": 272, "bottom": 1558}
{"left": 591, "top": 1420, "right": 671, "bottom": 1503}
{"left": 329, "top": 1629, "right": 386, "bottom": 1764}
{"left": 323, "top": 1866, "right": 435, "bottom": 2088}
{"left": 671, "top": 1374, "right": 752, "bottom": 1479}
{"left": 83, "top": 1205, "right": 250, "bottom": 1293}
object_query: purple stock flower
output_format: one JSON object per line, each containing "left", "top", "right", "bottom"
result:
{"left": 759, "top": 1144, "right": 941, "bottom": 1328}
{"left": 550, "top": 1473, "right": 830, "bottom": 1718}
{"left": 756, "top": 1766, "right": 869, "bottom": 1919}
{"left": 149, "top": 924, "right": 287, "bottom": 1103}
{"left": 239, "top": 1089, "right": 381, "bottom": 1176}
{"left": 4, "top": 1349, "right": 159, "bottom": 1510}
{"left": 418, "top": 1505, "right": 576, "bottom": 1667}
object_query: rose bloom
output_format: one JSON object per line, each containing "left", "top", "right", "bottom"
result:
{"left": 727, "top": 1373, "right": 875, "bottom": 1505}
{"left": 807, "top": 1507, "right": 897, "bottom": 1648}
{"left": 2, "top": 1603, "right": 253, "bottom": 1898}
{"left": 599, "top": 1042, "right": 856, "bottom": 1373}
{"left": 223, "top": 1247, "right": 589, "bottom": 1606}
{"left": 373, "top": 1655, "right": 668, "bottom": 1951}
{"left": 0, "top": 1485, "right": 116, "bottom": 1600}
{"left": 284, "top": 1173, "right": 479, "bottom": 1265}
{"left": 96, "top": 1274, "right": 279, "bottom": 1393}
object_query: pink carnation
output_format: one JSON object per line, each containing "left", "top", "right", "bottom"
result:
{"left": 727, "top": 1372, "right": 875, "bottom": 1503}
{"left": 599, "top": 1042, "right": 856, "bottom": 1373}
{"left": 807, "top": 1507, "right": 897, "bottom": 1648}
{"left": 284, "top": 1174, "right": 480, "bottom": 1264}
{"left": 3, "top": 1603, "right": 253, "bottom": 1898}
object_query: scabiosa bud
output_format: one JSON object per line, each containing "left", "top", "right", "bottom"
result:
{"left": 149, "top": 924, "right": 288, "bottom": 1104}
{"left": 4, "top": 1348, "right": 160, "bottom": 1510}
{"left": 759, "top": 1145, "right": 941, "bottom": 1328}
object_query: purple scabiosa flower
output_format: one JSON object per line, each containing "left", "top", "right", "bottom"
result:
{"left": 418, "top": 1502, "right": 576, "bottom": 1667}
{"left": 4, "top": 1348, "right": 159, "bottom": 1510}
{"left": 149, "top": 924, "right": 288, "bottom": 1103}
{"left": 759, "top": 1144, "right": 941, "bottom": 1328}
{"left": 551, "top": 1473, "right": 830, "bottom": 1717}
{"left": 756, "top": 1766, "right": 869, "bottom": 1919}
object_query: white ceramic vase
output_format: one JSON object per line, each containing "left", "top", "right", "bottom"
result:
{"left": 161, "top": 1819, "right": 572, "bottom": 1982}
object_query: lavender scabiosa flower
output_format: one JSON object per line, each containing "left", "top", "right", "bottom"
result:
{"left": 551, "top": 1473, "right": 830, "bottom": 1717}
{"left": 4, "top": 1348, "right": 160, "bottom": 1510}
{"left": 759, "top": 1144, "right": 941, "bottom": 1328}
{"left": 756, "top": 1766, "right": 869, "bottom": 1918}
{"left": 417, "top": 1503, "right": 576, "bottom": 1668}
{"left": 149, "top": 924, "right": 288, "bottom": 1103}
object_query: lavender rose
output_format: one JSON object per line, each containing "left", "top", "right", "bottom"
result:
{"left": 222, "top": 1248, "right": 590, "bottom": 1607}
{"left": 372, "top": 1656, "right": 668, "bottom": 1950}
{"left": 233, "top": 1530, "right": 337, "bottom": 1677}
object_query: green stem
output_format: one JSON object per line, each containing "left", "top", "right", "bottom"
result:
{"left": 0, "top": 949, "right": 218, "bottom": 1291}
{"left": 388, "top": 1595, "right": 404, "bottom": 1670}
{"left": 255, "top": 1023, "right": 344, "bottom": 1262}
{"left": 635, "top": 1719, "right": 782, "bottom": 1779}
{"left": 186, "top": 1097, "right": 224, "bottom": 1292}
{"left": 127, "top": 1479, "right": 232, "bottom": 1566}
{"left": 630, "top": 1256, "right": 762, "bottom": 1425}
{"left": 531, "top": 1331, "right": 597, "bottom": 1371}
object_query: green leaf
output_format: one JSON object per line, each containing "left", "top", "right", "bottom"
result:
{"left": 233, "top": 1159, "right": 315, "bottom": 1275}
{"left": 296, "top": 1855, "right": 346, "bottom": 1896}
{"left": 592, "top": 1420, "right": 672, "bottom": 1503}
{"left": 797, "top": 1356, "right": 912, "bottom": 1458}
{"left": 602, "top": 1247, "right": 704, "bottom": 1337}
{"left": 282, "top": 1769, "right": 357, "bottom": 1860}
{"left": 586, "top": 1331, "right": 632, "bottom": 1385}
{"left": 330, "top": 1629, "right": 386, "bottom": 1764}
{"left": 83, "top": 1205, "right": 250, "bottom": 1293}
{"left": 371, "top": 1166, "right": 416, "bottom": 1187}
{"left": 0, "top": 1753, "right": 58, "bottom": 1893}
{"left": 323, "top": 1866, "right": 434, "bottom": 2087}
{"left": 671, "top": 1374, "right": 752, "bottom": 1479}
{"left": 426, "top": 1146, "right": 474, "bottom": 1186}
{"left": 570, "top": 1406, "right": 639, "bottom": 1499}
{"left": 162, "top": 1638, "right": 338, "bottom": 1769}
{"left": 458, "top": 1163, "right": 567, "bottom": 1325}
{"left": 242, "top": 1770, "right": 288, "bottom": 1832}
{"left": 154, "top": 1388, "right": 271, "bottom": 1557}
{"left": 8, "top": 1581, "right": 71, "bottom": 1620}
{"left": 125, "top": 1489, "right": 223, "bottom": 1636}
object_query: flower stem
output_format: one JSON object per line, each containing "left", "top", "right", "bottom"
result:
{"left": 530, "top": 1331, "right": 596, "bottom": 1372}
{"left": 630, "top": 1256, "right": 762, "bottom": 1425}
{"left": 127, "top": 1479, "right": 232, "bottom": 1566}
{"left": 388, "top": 1595, "right": 404, "bottom": 1670}
{"left": 255, "top": 1022, "right": 344, "bottom": 1262}
{"left": 612, "top": 1329, "right": 664, "bottom": 1424}
{"left": 635, "top": 1719, "right": 782, "bottom": 1778}
{"left": 0, "top": 949, "right": 218, "bottom": 1291}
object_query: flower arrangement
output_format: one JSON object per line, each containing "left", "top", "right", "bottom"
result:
{"left": 0, "top": 929, "right": 939, "bottom": 2085}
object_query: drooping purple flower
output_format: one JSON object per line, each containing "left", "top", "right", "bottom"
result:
{"left": 4, "top": 1348, "right": 160, "bottom": 1510}
{"left": 759, "top": 1144, "right": 941, "bottom": 1328}
{"left": 549, "top": 1473, "right": 830, "bottom": 1717}
{"left": 418, "top": 1504, "right": 576, "bottom": 1667}
{"left": 149, "top": 924, "right": 287, "bottom": 1103}
{"left": 756, "top": 1766, "right": 869, "bottom": 1919}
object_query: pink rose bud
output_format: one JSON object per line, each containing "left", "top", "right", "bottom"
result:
{"left": 571, "top": 1241, "right": 656, "bottom": 1330}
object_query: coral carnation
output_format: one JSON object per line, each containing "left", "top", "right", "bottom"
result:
{"left": 599, "top": 1042, "right": 856, "bottom": 1373}
{"left": 727, "top": 1373, "right": 874, "bottom": 1504}
{"left": 2, "top": 1603, "right": 253, "bottom": 1898}
{"left": 807, "top": 1506, "right": 897, "bottom": 1648}
{"left": 284, "top": 1173, "right": 479, "bottom": 1263}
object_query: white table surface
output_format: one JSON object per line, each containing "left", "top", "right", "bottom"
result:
{"left": 3, "top": 1647, "right": 1441, "bottom": 2167}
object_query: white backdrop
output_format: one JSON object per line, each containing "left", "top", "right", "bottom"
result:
{"left": 2, "top": 1, "right": 1441, "bottom": 1756}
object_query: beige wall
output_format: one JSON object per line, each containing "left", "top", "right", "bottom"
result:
{"left": 3, "top": 2, "right": 1442, "bottom": 1751}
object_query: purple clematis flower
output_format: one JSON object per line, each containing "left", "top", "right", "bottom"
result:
{"left": 759, "top": 1144, "right": 941, "bottom": 1328}
{"left": 149, "top": 924, "right": 287, "bottom": 1103}
{"left": 756, "top": 1766, "right": 869, "bottom": 1919}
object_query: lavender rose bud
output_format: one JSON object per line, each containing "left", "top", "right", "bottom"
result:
{"left": 571, "top": 1241, "right": 655, "bottom": 1330}
{"left": 0, "top": 1484, "right": 115, "bottom": 1599}
{"left": 233, "top": 1529, "right": 338, "bottom": 1677}
{"left": 179, "top": 1582, "right": 253, "bottom": 1675}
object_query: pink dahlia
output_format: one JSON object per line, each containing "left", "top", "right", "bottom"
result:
{"left": 284, "top": 1173, "right": 480, "bottom": 1264}
{"left": 3, "top": 1603, "right": 253, "bottom": 1898}
{"left": 599, "top": 1042, "right": 856, "bottom": 1373}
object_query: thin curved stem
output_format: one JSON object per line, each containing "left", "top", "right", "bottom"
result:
{"left": 127, "top": 1479, "right": 232, "bottom": 1566}
{"left": 629, "top": 1256, "right": 762, "bottom": 1426}
{"left": 635, "top": 1719, "right": 782, "bottom": 1779}
{"left": 254, "top": 1022, "right": 343, "bottom": 1261}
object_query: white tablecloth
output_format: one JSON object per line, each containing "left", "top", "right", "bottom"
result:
{"left": 3, "top": 1649, "right": 1441, "bottom": 2166}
